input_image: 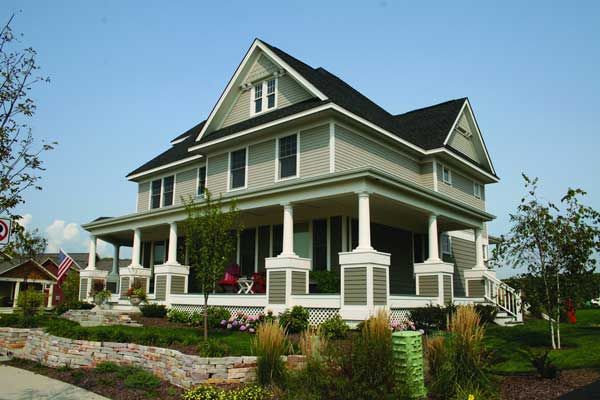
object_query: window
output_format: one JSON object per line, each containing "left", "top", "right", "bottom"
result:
{"left": 473, "top": 182, "right": 482, "bottom": 199}
{"left": 278, "top": 134, "right": 298, "bottom": 179}
{"left": 442, "top": 166, "right": 452, "bottom": 185}
{"left": 252, "top": 78, "right": 277, "bottom": 114}
{"left": 162, "top": 176, "right": 174, "bottom": 206}
{"left": 230, "top": 148, "right": 247, "bottom": 189}
{"left": 197, "top": 166, "right": 207, "bottom": 197}
{"left": 441, "top": 234, "right": 452, "bottom": 255}
{"left": 150, "top": 179, "right": 161, "bottom": 209}
{"left": 153, "top": 241, "right": 166, "bottom": 265}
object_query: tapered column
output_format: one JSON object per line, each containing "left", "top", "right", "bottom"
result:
{"left": 356, "top": 192, "right": 373, "bottom": 251}
{"left": 474, "top": 228, "right": 485, "bottom": 270}
{"left": 47, "top": 284, "right": 54, "bottom": 308}
{"left": 281, "top": 203, "right": 296, "bottom": 257}
{"left": 87, "top": 236, "right": 97, "bottom": 270}
{"left": 167, "top": 222, "right": 179, "bottom": 265}
{"left": 131, "top": 228, "right": 141, "bottom": 267}
{"left": 13, "top": 282, "right": 20, "bottom": 308}
{"left": 112, "top": 245, "right": 120, "bottom": 275}
{"left": 426, "top": 214, "right": 440, "bottom": 262}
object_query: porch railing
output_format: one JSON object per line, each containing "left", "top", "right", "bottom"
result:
{"left": 483, "top": 272, "right": 523, "bottom": 322}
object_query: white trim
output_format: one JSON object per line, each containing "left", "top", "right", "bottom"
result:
{"left": 227, "top": 146, "right": 249, "bottom": 191}
{"left": 473, "top": 181, "right": 482, "bottom": 199}
{"left": 254, "top": 227, "right": 259, "bottom": 273}
{"left": 274, "top": 132, "right": 300, "bottom": 182}
{"left": 250, "top": 77, "right": 278, "bottom": 116}
{"left": 170, "top": 135, "right": 189, "bottom": 145}
{"left": 127, "top": 154, "right": 202, "bottom": 181}
{"left": 432, "top": 160, "right": 439, "bottom": 192}
{"left": 329, "top": 122, "right": 335, "bottom": 173}
{"left": 326, "top": 217, "right": 331, "bottom": 271}
{"left": 149, "top": 174, "right": 176, "bottom": 210}
{"left": 196, "top": 164, "right": 207, "bottom": 198}
{"left": 441, "top": 164, "right": 452, "bottom": 185}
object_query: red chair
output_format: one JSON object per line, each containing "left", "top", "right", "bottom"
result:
{"left": 219, "top": 264, "right": 241, "bottom": 292}
{"left": 251, "top": 272, "right": 266, "bottom": 294}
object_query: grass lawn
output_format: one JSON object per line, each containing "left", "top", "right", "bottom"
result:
{"left": 485, "top": 309, "right": 600, "bottom": 374}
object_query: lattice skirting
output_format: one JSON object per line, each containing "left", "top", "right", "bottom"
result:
{"left": 170, "top": 304, "right": 265, "bottom": 317}
{"left": 389, "top": 309, "right": 411, "bottom": 323}
{"left": 306, "top": 308, "right": 340, "bottom": 326}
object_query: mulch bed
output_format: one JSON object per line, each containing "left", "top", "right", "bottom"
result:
{"left": 3, "top": 358, "right": 184, "bottom": 400}
{"left": 134, "top": 316, "right": 190, "bottom": 328}
{"left": 501, "top": 369, "right": 600, "bottom": 400}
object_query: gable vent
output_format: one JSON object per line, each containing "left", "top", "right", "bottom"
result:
{"left": 456, "top": 126, "right": 472, "bottom": 138}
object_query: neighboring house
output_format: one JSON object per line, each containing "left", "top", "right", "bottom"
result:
{"left": 80, "top": 39, "right": 521, "bottom": 323}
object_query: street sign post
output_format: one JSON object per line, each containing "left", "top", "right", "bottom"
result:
{"left": 0, "top": 218, "right": 11, "bottom": 248}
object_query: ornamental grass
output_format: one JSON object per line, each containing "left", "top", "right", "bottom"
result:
{"left": 252, "top": 320, "right": 288, "bottom": 386}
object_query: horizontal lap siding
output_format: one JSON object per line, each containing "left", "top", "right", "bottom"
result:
{"left": 420, "top": 162, "right": 435, "bottom": 190}
{"left": 300, "top": 124, "right": 330, "bottom": 177}
{"left": 155, "top": 275, "right": 167, "bottom": 300}
{"left": 248, "top": 140, "right": 275, "bottom": 189}
{"left": 291, "top": 271, "right": 306, "bottom": 295}
{"left": 175, "top": 168, "right": 197, "bottom": 205}
{"left": 278, "top": 75, "right": 312, "bottom": 108}
{"left": 418, "top": 275, "right": 438, "bottom": 297}
{"left": 171, "top": 276, "right": 186, "bottom": 294}
{"left": 207, "top": 153, "right": 228, "bottom": 196}
{"left": 449, "top": 132, "right": 480, "bottom": 163}
{"left": 467, "top": 279, "right": 485, "bottom": 297}
{"left": 268, "top": 271, "right": 286, "bottom": 304}
{"left": 344, "top": 267, "right": 367, "bottom": 305}
{"left": 222, "top": 90, "right": 251, "bottom": 128}
{"left": 79, "top": 279, "right": 88, "bottom": 300}
{"left": 444, "top": 275, "right": 452, "bottom": 305}
{"left": 438, "top": 170, "right": 485, "bottom": 210}
{"left": 373, "top": 267, "right": 387, "bottom": 305}
{"left": 452, "top": 237, "right": 476, "bottom": 297}
{"left": 335, "top": 125, "right": 421, "bottom": 185}
{"left": 137, "top": 182, "right": 150, "bottom": 212}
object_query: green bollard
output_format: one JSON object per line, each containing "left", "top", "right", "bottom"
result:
{"left": 392, "top": 330, "right": 427, "bottom": 399}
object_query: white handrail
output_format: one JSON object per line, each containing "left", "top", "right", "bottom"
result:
{"left": 482, "top": 272, "right": 523, "bottom": 322}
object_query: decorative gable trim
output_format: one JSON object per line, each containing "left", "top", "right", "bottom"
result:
{"left": 195, "top": 39, "right": 328, "bottom": 142}
{"left": 442, "top": 99, "right": 496, "bottom": 176}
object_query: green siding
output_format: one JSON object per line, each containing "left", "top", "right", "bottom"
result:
{"left": 171, "top": 275, "right": 186, "bottom": 294}
{"left": 247, "top": 54, "right": 279, "bottom": 83}
{"left": 291, "top": 271, "right": 307, "bottom": 295}
{"left": 468, "top": 279, "right": 485, "bottom": 297}
{"left": 420, "top": 162, "right": 435, "bottom": 190}
{"left": 448, "top": 114, "right": 485, "bottom": 164}
{"left": 155, "top": 275, "right": 167, "bottom": 300}
{"left": 79, "top": 279, "right": 88, "bottom": 300}
{"left": 268, "top": 271, "right": 286, "bottom": 304}
{"left": 299, "top": 124, "right": 330, "bottom": 177}
{"left": 222, "top": 89, "right": 251, "bottom": 128}
{"left": 278, "top": 74, "right": 312, "bottom": 108}
{"left": 438, "top": 168, "right": 485, "bottom": 210}
{"left": 443, "top": 275, "right": 452, "bottom": 305}
{"left": 174, "top": 168, "right": 197, "bottom": 205}
{"left": 207, "top": 153, "right": 228, "bottom": 195}
{"left": 451, "top": 237, "right": 476, "bottom": 297}
{"left": 335, "top": 125, "right": 421, "bottom": 185}
{"left": 120, "top": 277, "right": 130, "bottom": 299}
{"left": 344, "top": 267, "right": 367, "bottom": 305}
{"left": 137, "top": 182, "right": 150, "bottom": 212}
{"left": 248, "top": 139, "right": 276, "bottom": 189}
{"left": 373, "top": 267, "right": 387, "bottom": 305}
{"left": 418, "top": 275, "right": 438, "bottom": 297}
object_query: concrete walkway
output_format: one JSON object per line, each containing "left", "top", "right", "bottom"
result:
{"left": 560, "top": 379, "right": 600, "bottom": 399}
{"left": 0, "top": 365, "right": 110, "bottom": 400}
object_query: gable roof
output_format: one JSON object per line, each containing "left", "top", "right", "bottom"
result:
{"left": 127, "top": 39, "right": 496, "bottom": 179}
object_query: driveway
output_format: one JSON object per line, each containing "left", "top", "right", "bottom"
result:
{"left": 560, "top": 379, "right": 600, "bottom": 400}
{"left": 0, "top": 365, "right": 110, "bottom": 400}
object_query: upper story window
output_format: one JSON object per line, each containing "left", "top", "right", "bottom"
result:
{"left": 473, "top": 182, "right": 483, "bottom": 199}
{"left": 278, "top": 134, "right": 298, "bottom": 179}
{"left": 150, "top": 175, "right": 175, "bottom": 209}
{"left": 197, "top": 166, "right": 207, "bottom": 197}
{"left": 252, "top": 78, "right": 277, "bottom": 115}
{"left": 442, "top": 166, "right": 452, "bottom": 185}
{"left": 230, "top": 148, "right": 247, "bottom": 190}
{"left": 441, "top": 233, "right": 452, "bottom": 255}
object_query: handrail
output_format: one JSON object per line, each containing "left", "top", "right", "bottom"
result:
{"left": 482, "top": 272, "right": 523, "bottom": 322}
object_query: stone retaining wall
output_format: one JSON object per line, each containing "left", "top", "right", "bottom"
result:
{"left": 61, "top": 310, "right": 141, "bottom": 327}
{"left": 0, "top": 327, "right": 304, "bottom": 388}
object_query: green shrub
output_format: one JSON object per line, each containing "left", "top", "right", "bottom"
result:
{"left": 252, "top": 321, "right": 288, "bottom": 386}
{"left": 17, "top": 289, "right": 45, "bottom": 327}
{"left": 318, "top": 315, "right": 349, "bottom": 340}
{"left": 206, "top": 307, "right": 231, "bottom": 329}
{"left": 310, "top": 271, "right": 340, "bottom": 293}
{"left": 182, "top": 384, "right": 272, "bottom": 400}
{"left": 95, "top": 361, "right": 122, "bottom": 373}
{"left": 529, "top": 350, "right": 559, "bottom": 379}
{"left": 198, "top": 338, "right": 230, "bottom": 357}
{"left": 139, "top": 304, "right": 167, "bottom": 318}
{"left": 474, "top": 304, "right": 497, "bottom": 325}
{"left": 123, "top": 368, "right": 162, "bottom": 389}
{"left": 409, "top": 305, "right": 454, "bottom": 331}
{"left": 279, "top": 306, "right": 309, "bottom": 334}
{"left": 167, "top": 308, "right": 191, "bottom": 324}
{"left": 55, "top": 301, "right": 95, "bottom": 315}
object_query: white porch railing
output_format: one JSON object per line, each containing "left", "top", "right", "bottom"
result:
{"left": 483, "top": 272, "right": 523, "bottom": 322}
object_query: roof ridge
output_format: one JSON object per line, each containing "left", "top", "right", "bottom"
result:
{"left": 394, "top": 98, "right": 467, "bottom": 117}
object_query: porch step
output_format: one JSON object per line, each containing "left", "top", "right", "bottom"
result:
{"left": 493, "top": 313, "right": 523, "bottom": 327}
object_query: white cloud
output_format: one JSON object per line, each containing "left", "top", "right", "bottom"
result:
{"left": 44, "top": 219, "right": 114, "bottom": 257}
{"left": 17, "top": 213, "right": 33, "bottom": 229}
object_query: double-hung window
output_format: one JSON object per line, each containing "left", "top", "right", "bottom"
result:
{"left": 197, "top": 166, "right": 207, "bottom": 197}
{"left": 441, "top": 233, "right": 452, "bottom": 256}
{"left": 473, "top": 182, "right": 482, "bottom": 199}
{"left": 150, "top": 175, "right": 174, "bottom": 209}
{"left": 162, "top": 176, "right": 174, "bottom": 206}
{"left": 230, "top": 148, "right": 247, "bottom": 190}
{"left": 278, "top": 134, "right": 298, "bottom": 179}
{"left": 442, "top": 166, "right": 452, "bottom": 185}
{"left": 150, "top": 179, "right": 162, "bottom": 209}
{"left": 252, "top": 78, "right": 277, "bottom": 114}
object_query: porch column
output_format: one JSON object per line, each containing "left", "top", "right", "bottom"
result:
{"left": 356, "top": 192, "right": 373, "bottom": 251}
{"left": 167, "top": 222, "right": 179, "bottom": 265}
{"left": 474, "top": 228, "right": 485, "bottom": 270}
{"left": 47, "top": 284, "right": 54, "bottom": 308}
{"left": 106, "top": 244, "right": 120, "bottom": 294}
{"left": 112, "top": 245, "right": 120, "bottom": 275}
{"left": 12, "top": 281, "right": 20, "bottom": 308}
{"left": 131, "top": 228, "right": 142, "bottom": 267}
{"left": 80, "top": 235, "right": 108, "bottom": 301}
{"left": 87, "top": 236, "right": 97, "bottom": 270}
{"left": 426, "top": 214, "right": 441, "bottom": 262}
{"left": 281, "top": 203, "right": 296, "bottom": 257}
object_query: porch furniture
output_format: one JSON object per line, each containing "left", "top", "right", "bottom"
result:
{"left": 218, "top": 264, "right": 241, "bottom": 292}
{"left": 251, "top": 272, "right": 266, "bottom": 294}
{"left": 237, "top": 277, "right": 254, "bottom": 294}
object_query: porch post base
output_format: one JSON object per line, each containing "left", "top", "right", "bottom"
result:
{"left": 106, "top": 273, "right": 119, "bottom": 295}
{"left": 118, "top": 267, "right": 152, "bottom": 298}
{"left": 265, "top": 256, "right": 311, "bottom": 314}
{"left": 339, "top": 250, "right": 390, "bottom": 320}
{"left": 414, "top": 261, "right": 454, "bottom": 306}
{"left": 153, "top": 263, "right": 190, "bottom": 306}
{"left": 79, "top": 269, "right": 109, "bottom": 302}
{"left": 463, "top": 269, "right": 495, "bottom": 298}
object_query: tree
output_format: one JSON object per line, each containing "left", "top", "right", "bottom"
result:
{"left": 494, "top": 175, "right": 600, "bottom": 349}
{"left": 184, "top": 190, "right": 241, "bottom": 340}
{"left": 0, "top": 15, "right": 55, "bottom": 245}
{"left": 3, "top": 226, "right": 46, "bottom": 263}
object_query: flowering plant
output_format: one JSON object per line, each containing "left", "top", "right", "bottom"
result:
{"left": 219, "top": 310, "right": 276, "bottom": 334}
{"left": 390, "top": 319, "right": 418, "bottom": 332}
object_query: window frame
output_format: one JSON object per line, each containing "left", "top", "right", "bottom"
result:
{"left": 197, "top": 165, "right": 207, "bottom": 198}
{"left": 150, "top": 179, "right": 162, "bottom": 210}
{"left": 148, "top": 174, "right": 176, "bottom": 210}
{"left": 275, "top": 132, "right": 299, "bottom": 181}
{"left": 162, "top": 175, "right": 175, "bottom": 207}
{"left": 441, "top": 233, "right": 452, "bottom": 256}
{"left": 250, "top": 77, "right": 278, "bottom": 116}
{"left": 228, "top": 147, "right": 249, "bottom": 191}
{"left": 441, "top": 165, "right": 452, "bottom": 185}
{"left": 473, "top": 182, "right": 483, "bottom": 199}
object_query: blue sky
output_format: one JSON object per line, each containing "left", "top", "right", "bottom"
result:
{"left": 5, "top": 1, "right": 600, "bottom": 277}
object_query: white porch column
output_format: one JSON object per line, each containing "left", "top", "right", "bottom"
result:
{"left": 426, "top": 214, "right": 441, "bottom": 262}
{"left": 47, "top": 284, "right": 54, "bottom": 308}
{"left": 131, "top": 228, "right": 142, "bottom": 267}
{"left": 356, "top": 192, "right": 373, "bottom": 251}
{"left": 112, "top": 245, "right": 120, "bottom": 275}
{"left": 167, "top": 222, "right": 179, "bottom": 265}
{"left": 12, "top": 281, "right": 20, "bottom": 308}
{"left": 87, "top": 236, "right": 97, "bottom": 270}
{"left": 280, "top": 203, "right": 296, "bottom": 257}
{"left": 474, "top": 228, "right": 485, "bottom": 270}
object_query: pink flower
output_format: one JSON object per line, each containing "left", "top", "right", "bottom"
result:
{"left": 248, "top": 328, "right": 255, "bottom": 333}
{"left": 240, "top": 325, "right": 247, "bottom": 331}
{"left": 226, "top": 323, "right": 232, "bottom": 329}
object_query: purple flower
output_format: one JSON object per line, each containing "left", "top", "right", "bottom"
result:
{"left": 240, "top": 325, "right": 247, "bottom": 331}
{"left": 232, "top": 320, "right": 239, "bottom": 327}
{"left": 220, "top": 320, "right": 227, "bottom": 326}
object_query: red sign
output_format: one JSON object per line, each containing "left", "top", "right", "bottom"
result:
{"left": 0, "top": 218, "right": 11, "bottom": 246}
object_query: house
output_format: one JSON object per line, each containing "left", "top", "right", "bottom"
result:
{"left": 80, "top": 39, "right": 521, "bottom": 324}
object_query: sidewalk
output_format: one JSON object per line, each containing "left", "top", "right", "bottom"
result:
{"left": 560, "top": 379, "right": 600, "bottom": 400}
{"left": 0, "top": 365, "right": 110, "bottom": 400}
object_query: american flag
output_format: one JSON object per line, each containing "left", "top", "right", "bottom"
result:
{"left": 56, "top": 249, "right": 74, "bottom": 281}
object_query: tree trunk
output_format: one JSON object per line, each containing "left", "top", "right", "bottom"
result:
{"left": 555, "top": 272, "right": 562, "bottom": 349}
{"left": 549, "top": 319, "right": 556, "bottom": 350}
{"left": 203, "top": 293, "right": 209, "bottom": 341}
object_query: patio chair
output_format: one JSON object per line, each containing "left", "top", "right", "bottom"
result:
{"left": 251, "top": 272, "right": 266, "bottom": 294}
{"left": 218, "top": 264, "right": 241, "bottom": 292}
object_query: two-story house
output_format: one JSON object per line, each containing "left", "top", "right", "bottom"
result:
{"left": 80, "top": 39, "right": 521, "bottom": 324}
